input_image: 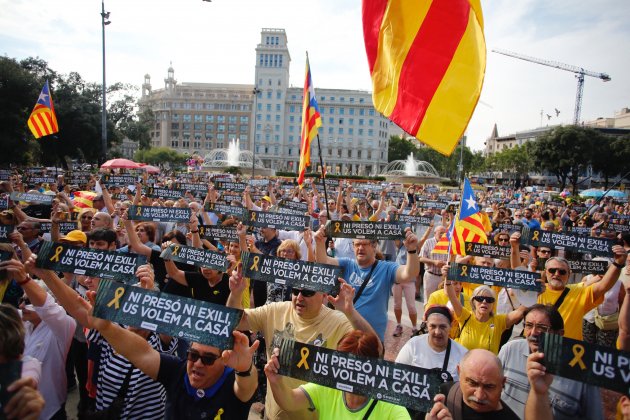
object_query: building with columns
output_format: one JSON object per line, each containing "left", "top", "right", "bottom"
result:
{"left": 139, "top": 28, "right": 390, "bottom": 176}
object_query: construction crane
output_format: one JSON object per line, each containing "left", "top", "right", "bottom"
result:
{"left": 492, "top": 48, "right": 611, "bottom": 124}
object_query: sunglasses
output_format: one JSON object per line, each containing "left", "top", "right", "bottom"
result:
{"left": 497, "top": 237, "right": 509, "bottom": 242}
{"left": 547, "top": 268, "right": 567, "bottom": 275}
{"left": 291, "top": 289, "right": 316, "bottom": 298}
{"left": 473, "top": 296, "right": 495, "bottom": 304}
{"left": 187, "top": 349, "right": 220, "bottom": 366}
{"left": 538, "top": 249, "right": 551, "bottom": 254}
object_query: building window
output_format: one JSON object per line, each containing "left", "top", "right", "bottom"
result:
{"left": 276, "top": 104, "right": 281, "bottom": 112}
{"left": 183, "top": 114, "right": 191, "bottom": 122}
{"left": 217, "top": 115, "right": 225, "bottom": 123}
{"left": 217, "top": 134, "right": 225, "bottom": 140}
{"left": 171, "top": 123, "right": 179, "bottom": 129}
{"left": 228, "top": 125, "right": 236, "bottom": 133}
{"left": 172, "top": 114, "right": 180, "bottom": 122}
{"left": 218, "top": 125, "right": 225, "bottom": 132}
{"left": 240, "top": 134, "right": 248, "bottom": 141}
{"left": 183, "top": 123, "right": 191, "bottom": 130}
{"left": 329, "top": 107, "right": 335, "bottom": 114}
{"left": 266, "top": 104, "right": 271, "bottom": 111}
{"left": 205, "top": 124, "right": 213, "bottom": 131}
{"left": 194, "top": 123, "right": 202, "bottom": 130}
{"left": 182, "top": 140, "right": 190, "bottom": 148}
{"left": 228, "top": 116, "right": 237, "bottom": 123}
{"left": 171, "top": 140, "right": 179, "bottom": 148}
{"left": 194, "top": 115, "right": 202, "bottom": 122}
{"left": 240, "top": 124, "right": 248, "bottom": 132}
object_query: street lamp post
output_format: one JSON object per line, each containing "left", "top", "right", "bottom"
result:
{"left": 251, "top": 87, "right": 261, "bottom": 178}
{"left": 100, "top": 1, "right": 111, "bottom": 164}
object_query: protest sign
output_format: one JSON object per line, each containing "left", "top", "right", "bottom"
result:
{"left": 495, "top": 223, "right": 524, "bottom": 234}
{"left": 214, "top": 180, "right": 247, "bottom": 192}
{"left": 276, "top": 338, "right": 443, "bottom": 411}
{"left": 101, "top": 174, "right": 137, "bottom": 186}
{"left": 312, "top": 178, "right": 340, "bottom": 189}
{"left": 143, "top": 186, "right": 185, "bottom": 200}
{"left": 541, "top": 333, "right": 630, "bottom": 396}
{"left": 325, "top": 221, "right": 405, "bottom": 240}
{"left": 241, "top": 252, "right": 342, "bottom": 294}
{"left": 220, "top": 191, "right": 242, "bottom": 203}
{"left": 521, "top": 226, "right": 615, "bottom": 256}
{"left": 566, "top": 259, "right": 609, "bottom": 274}
{"left": 174, "top": 182, "right": 208, "bottom": 196}
{"left": 601, "top": 222, "right": 630, "bottom": 234}
{"left": 277, "top": 200, "right": 308, "bottom": 213}
{"left": 0, "top": 224, "right": 14, "bottom": 243}
{"left": 36, "top": 241, "right": 146, "bottom": 283}
{"left": 448, "top": 263, "right": 541, "bottom": 292}
{"left": 198, "top": 225, "right": 239, "bottom": 242}
{"left": 0, "top": 197, "right": 7, "bottom": 210}
{"left": 204, "top": 202, "right": 246, "bottom": 218}
{"left": 244, "top": 210, "right": 309, "bottom": 231}
{"left": 565, "top": 226, "right": 591, "bottom": 235}
{"left": 464, "top": 242, "right": 511, "bottom": 259}
{"left": 248, "top": 179, "right": 270, "bottom": 188}
{"left": 393, "top": 214, "right": 432, "bottom": 228}
{"left": 161, "top": 244, "right": 229, "bottom": 271}
{"left": 39, "top": 221, "right": 78, "bottom": 235}
{"left": 26, "top": 176, "right": 56, "bottom": 184}
{"left": 416, "top": 200, "right": 448, "bottom": 210}
{"left": 0, "top": 170, "right": 12, "bottom": 181}
{"left": 0, "top": 360, "right": 21, "bottom": 415}
{"left": 9, "top": 191, "right": 54, "bottom": 205}
{"left": 94, "top": 281, "right": 242, "bottom": 348}
{"left": 128, "top": 205, "right": 191, "bottom": 222}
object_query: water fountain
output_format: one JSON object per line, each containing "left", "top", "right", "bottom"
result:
{"left": 380, "top": 153, "right": 443, "bottom": 184}
{"left": 202, "top": 138, "right": 274, "bottom": 176}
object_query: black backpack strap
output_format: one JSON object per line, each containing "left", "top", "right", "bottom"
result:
{"left": 553, "top": 288, "right": 571, "bottom": 310}
{"left": 456, "top": 315, "right": 471, "bottom": 339}
{"left": 362, "top": 399, "right": 379, "bottom": 420}
{"left": 353, "top": 261, "right": 378, "bottom": 304}
{"left": 442, "top": 339, "right": 452, "bottom": 372}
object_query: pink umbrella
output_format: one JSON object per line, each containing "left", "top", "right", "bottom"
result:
{"left": 100, "top": 158, "right": 140, "bottom": 169}
{"left": 138, "top": 163, "right": 160, "bottom": 174}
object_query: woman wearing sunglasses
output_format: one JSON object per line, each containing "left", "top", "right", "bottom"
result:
{"left": 443, "top": 266, "right": 526, "bottom": 354}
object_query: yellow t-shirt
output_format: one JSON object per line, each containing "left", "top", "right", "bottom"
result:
{"left": 425, "top": 289, "right": 471, "bottom": 338}
{"left": 246, "top": 301, "right": 353, "bottom": 420}
{"left": 461, "top": 283, "right": 502, "bottom": 312}
{"left": 455, "top": 307, "right": 508, "bottom": 354}
{"left": 537, "top": 283, "right": 602, "bottom": 341}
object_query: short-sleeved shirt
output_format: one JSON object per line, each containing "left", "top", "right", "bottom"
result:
{"left": 183, "top": 271, "right": 230, "bottom": 305}
{"left": 537, "top": 283, "right": 602, "bottom": 340}
{"left": 395, "top": 335, "right": 468, "bottom": 381}
{"left": 338, "top": 258, "right": 399, "bottom": 341}
{"left": 455, "top": 307, "right": 508, "bottom": 354}
{"left": 246, "top": 301, "right": 353, "bottom": 419}
{"left": 499, "top": 338, "right": 603, "bottom": 419}
{"left": 300, "top": 383, "right": 411, "bottom": 419}
{"left": 157, "top": 354, "right": 251, "bottom": 420}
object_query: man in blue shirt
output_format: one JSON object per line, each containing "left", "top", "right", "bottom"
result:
{"left": 314, "top": 226, "right": 419, "bottom": 341}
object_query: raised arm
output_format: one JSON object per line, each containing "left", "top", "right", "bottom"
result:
{"left": 123, "top": 215, "right": 152, "bottom": 258}
{"left": 395, "top": 229, "right": 420, "bottom": 283}
{"left": 524, "top": 351, "right": 554, "bottom": 420}
{"left": 506, "top": 305, "right": 527, "bottom": 328}
{"left": 226, "top": 264, "right": 251, "bottom": 331}
{"left": 98, "top": 180, "right": 116, "bottom": 215}
{"left": 442, "top": 264, "right": 463, "bottom": 317}
{"left": 264, "top": 348, "right": 311, "bottom": 412}
{"left": 163, "top": 259, "right": 187, "bottom": 285}
{"left": 313, "top": 226, "right": 339, "bottom": 266}
{"left": 591, "top": 245, "right": 627, "bottom": 301}
{"left": 509, "top": 232, "right": 522, "bottom": 270}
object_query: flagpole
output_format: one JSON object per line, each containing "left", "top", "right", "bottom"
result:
{"left": 315, "top": 133, "right": 330, "bottom": 215}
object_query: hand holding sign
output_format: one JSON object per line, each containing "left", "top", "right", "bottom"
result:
{"left": 526, "top": 351, "right": 554, "bottom": 396}
{"left": 3, "top": 375, "right": 45, "bottom": 420}
{"left": 403, "top": 228, "right": 419, "bottom": 253}
{"left": 221, "top": 330, "right": 259, "bottom": 374}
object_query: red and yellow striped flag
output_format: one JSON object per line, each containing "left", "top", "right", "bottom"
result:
{"left": 27, "top": 80, "right": 59, "bottom": 139}
{"left": 362, "top": 0, "right": 486, "bottom": 156}
{"left": 297, "top": 54, "right": 322, "bottom": 188}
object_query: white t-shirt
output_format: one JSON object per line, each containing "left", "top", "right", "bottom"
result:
{"left": 395, "top": 334, "right": 468, "bottom": 381}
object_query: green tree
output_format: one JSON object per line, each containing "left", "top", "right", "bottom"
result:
{"left": 388, "top": 135, "right": 418, "bottom": 162}
{"left": 590, "top": 134, "right": 630, "bottom": 189}
{"left": 531, "top": 126, "right": 596, "bottom": 193}
{"left": 135, "top": 147, "right": 186, "bottom": 167}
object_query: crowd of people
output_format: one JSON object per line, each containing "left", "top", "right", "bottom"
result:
{"left": 0, "top": 167, "right": 629, "bottom": 420}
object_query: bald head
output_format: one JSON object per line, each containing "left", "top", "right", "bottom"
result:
{"left": 92, "top": 212, "right": 112, "bottom": 229}
{"left": 458, "top": 349, "right": 505, "bottom": 413}
{"left": 460, "top": 349, "right": 503, "bottom": 376}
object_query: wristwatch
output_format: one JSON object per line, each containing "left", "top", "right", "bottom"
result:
{"left": 612, "top": 261, "right": 625, "bottom": 270}
{"left": 235, "top": 360, "right": 254, "bottom": 377}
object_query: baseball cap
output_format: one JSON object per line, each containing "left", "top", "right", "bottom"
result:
{"left": 262, "top": 196, "right": 272, "bottom": 203}
{"left": 60, "top": 230, "right": 87, "bottom": 246}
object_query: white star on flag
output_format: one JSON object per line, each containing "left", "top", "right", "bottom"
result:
{"left": 465, "top": 195, "right": 477, "bottom": 210}
{"left": 38, "top": 92, "right": 48, "bottom": 103}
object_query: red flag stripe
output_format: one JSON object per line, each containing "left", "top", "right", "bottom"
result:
{"left": 362, "top": 0, "right": 389, "bottom": 73}
{"left": 388, "top": 0, "right": 470, "bottom": 134}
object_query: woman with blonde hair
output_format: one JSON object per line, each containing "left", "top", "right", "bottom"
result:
{"left": 266, "top": 239, "right": 301, "bottom": 304}
{"left": 445, "top": 278, "right": 526, "bottom": 354}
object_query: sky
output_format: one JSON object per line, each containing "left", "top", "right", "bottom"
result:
{"left": 1, "top": 0, "right": 629, "bottom": 153}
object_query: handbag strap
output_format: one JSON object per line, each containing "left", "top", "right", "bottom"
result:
{"left": 353, "top": 261, "right": 378, "bottom": 304}
{"left": 116, "top": 363, "right": 135, "bottom": 398}
{"left": 362, "top": 399, "right": 379, "bottom": 420}
{"left": 553, "top": 288, "right": 571, "bottom": 310}
{"left": 456, "top": 315, "right": 471, "bottom": 339}
{"left": 442, "top": 339, "right": 452, "bottom": 372}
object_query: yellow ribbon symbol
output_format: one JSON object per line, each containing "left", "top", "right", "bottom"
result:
{"left": 466, "top": 243, "right": 473, "bottom": 252}
{"left": 296, "top": 347, "right": 310, "bottom": 370}
{"left": 250, "top": 255, "right": 260, "bottom": 271}
{"left": 49, "top": 245, "right": 64, "bottom": 263}
{"left": 250, "top": 212, "right": 257, "bottom": 222}
{"left": 568, "top": 344, "right": 586, "bottom": 370}
{"left": 214, "top": 408, "right": 224, "bottom": 420}
{"left": 531, "top": 230, "right": 540, "bottom": 242}
{"left": 107, "top": 287, "right": 125, "bottom": 309}
{"left": 199, "top": 227, "right": 205, "bottom": 236}
{"left": 460, "top": 265, "right": 468, "bottom": 277}
{"left": 136, "top": 206, "right": 142, "bottom": 216}
{"left": 172, "top": 245, "right": 180, "bottom": 256}
{"left": 334, "top": 222, "right": 341, "bottom": 233}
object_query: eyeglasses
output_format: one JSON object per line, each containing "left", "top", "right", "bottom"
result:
{"left": 497, "top": 237, "right": 509, "bottom": 243}
{"left": 523, "top": 322, "right": 551, "bottom": 333}
{"left": 291, "top": 289, "right": 316, "bottom": 298}
{"left": 81, "top": 215, "right": 93, "bottom": 220}
{"left": 187, "top": 349, "right": 220, "bottom": 366}
{"left": 473, "top": 296, "right": 495, "bottom": 304}
{"left": 547, "top": 267, "right": 567, "bottom": 275}
{"left": 538, "top": 249, "right": 551, "bottom": 254}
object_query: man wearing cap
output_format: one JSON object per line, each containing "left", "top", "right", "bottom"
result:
{"left": 227, "top": 267, "right": 379, "bottom": 420}
{"left": 396, "top": 305, "right": 468, "bottom": 381}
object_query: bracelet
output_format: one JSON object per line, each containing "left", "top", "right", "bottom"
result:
{"left": 612, "top": 261, "right": 625, "bottom": 270}
{"left": 190, "top": 230, "right": 199, "bottom": 234}
{"left": 407, "top": 249, "right": 417, "bottom": 254}
{"left": 17, "top": 275, "right": 31, "bottom": 286}
{"left": 235, "top": 360, "right": 254, "bottom": 377}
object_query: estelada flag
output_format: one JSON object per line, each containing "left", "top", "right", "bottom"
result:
{"left": 432, "top": 217, "right": 455, "bottom": 255}
{"left": 297, "top": 53, "right": 322, "bottom": 188}
{"left": 27, "top": 80, "right": 59, "bottom": 139}
{"left": 362, "top": 0, "right": 486, "bottom": 156}
{"left": 450, "top": 178, "right": 488, "bottom": 255}
{"left": 72, "top": 191, "right": 97, "bottom": 209}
